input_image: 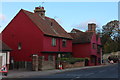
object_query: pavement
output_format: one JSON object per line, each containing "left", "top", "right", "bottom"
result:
{"left": 2, "top": 64, "right": 112, "bottom": 78}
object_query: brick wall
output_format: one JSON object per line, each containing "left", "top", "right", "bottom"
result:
{"left": 62, "top": 61, "right": 85, "bottom": 69}
{"left": 32, "top": 55, "right": 55, "bottom": 71}
{"left": 38, "top": 56, "right": 55, "bottom": 70}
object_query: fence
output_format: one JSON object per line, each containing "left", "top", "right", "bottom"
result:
{"left": 10, "top": 61, "right": 32, "bottom": 70}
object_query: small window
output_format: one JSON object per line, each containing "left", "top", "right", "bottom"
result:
{"left": 18, "top": 42, "right": 22, "bottom": 50}
{"left": 48, "top": 55, "right": 53, "bottom": 61}
{"left": 92, "top": 43, "right": 96, "bottom": 49}
{"left": 52, "top": 38, "right": 56, "bottom": 46}
{"left": 62, "top": 39, "right": 67, "bottom": 47}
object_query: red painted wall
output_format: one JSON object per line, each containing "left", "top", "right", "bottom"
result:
{"left": 42, "top": 36, "right": 72, "bottom": 60}
{"left": 72, "top": 33, "right": 102, "bottom": 66}
{"left": 43, "top": 37, "right": 72, "bottom": 52}
{"left": 72, "top": 43, "right": 91, "bottom": 58}
{"left": 2, "top": 10, "right": 44, "bottom": 61}
{"left": 2, "top": 10, "right": 72, "bottom": 62}
{"left": 91, "top": 34, "right": 97, "bottom": 55}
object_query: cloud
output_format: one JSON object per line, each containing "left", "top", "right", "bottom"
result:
{"left": 72, "top": 19, "right": 99, "bottom": 31}
{"left": 0, "top": 14, "right": 6, "bottom": 21}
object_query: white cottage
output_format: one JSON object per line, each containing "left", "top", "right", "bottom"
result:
{"left": 0, "top": 40, "right": 12, "bottom": 70}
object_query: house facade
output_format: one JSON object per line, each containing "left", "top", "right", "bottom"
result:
{"left": 0, "top": 40, "right": 12, "bottom": 69}
{"left": 2, "top": 7, "right": 72, "bottom": 69}
{"left": 69, "top": 23, "right": 102, "bottom": 66}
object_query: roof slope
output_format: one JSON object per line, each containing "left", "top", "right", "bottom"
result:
{"left": 69, "top": 29, "right": 93, "bottom": 44}
{"left": 22, "top": 9, "right": 72, "bottom": 39}
{"left": 0, "top": 40, "right": 12, "bottom": 51}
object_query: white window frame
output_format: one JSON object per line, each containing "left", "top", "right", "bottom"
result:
{"left": 52, "top": 38, "right": 56, "bottom": 46}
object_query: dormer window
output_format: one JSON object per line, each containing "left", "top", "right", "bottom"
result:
{"left": 71, "top": 30, "right": 76, "bottom": 33}
{"left": 18, "top": 42, "right": 22, "bottom": 50}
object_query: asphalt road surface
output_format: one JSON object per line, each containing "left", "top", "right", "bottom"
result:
{"left": 32, "top": 63, "right": 119, "bottom": 78}
{"left": 3, "top": 63, "right": 119, "bottom": 80}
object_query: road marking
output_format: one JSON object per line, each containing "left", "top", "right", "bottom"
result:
{"left": 76, "top": 76, "right": 80, "bottom": 78}
{"left": 85, "top": 73, "right": 94, "bottom": 76}
{"left": 99, "top": 70, "right": 106, "bottom": 73}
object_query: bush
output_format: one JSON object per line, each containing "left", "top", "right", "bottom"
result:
{"left": 57, "top": 57, "right": 85, "bottom": 64}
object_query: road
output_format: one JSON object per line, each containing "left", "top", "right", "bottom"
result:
{"left": 31, "top": 64, "right": 119, "bottom": 79}
{"left": 3, "top": 64, "right": 119, "bottom": 80}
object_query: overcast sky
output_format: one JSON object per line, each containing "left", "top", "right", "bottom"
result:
{"left": 0, "top": 1, "right": 118, "bottom": 32}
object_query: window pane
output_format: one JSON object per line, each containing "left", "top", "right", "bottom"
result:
{"left": 52, "top": 38, "right": 56, "bottom": 46}
{"left": 62, "top": 39, "right": 66, "bottom": 47}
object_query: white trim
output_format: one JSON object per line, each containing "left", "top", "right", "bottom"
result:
{"left": 7, "top": 52, "right": 10, "bottom": 64}
{"left": 0, "top": 52, "right": 6, "bottom": 66}
{"left": 0, "top": 52, "right": 10, "bottom": 67}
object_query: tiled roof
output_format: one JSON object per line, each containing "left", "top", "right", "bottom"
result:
{"left": 69, "top": 29, "right": 93, "bottom": 44}
{"left": 0, "top": 40, "right": 12, "bottom": 51}
{"left": 22, "top": 9, "right": 72, "bottom": 39}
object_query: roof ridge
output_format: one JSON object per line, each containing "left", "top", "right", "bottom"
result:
{"left": 21, "top": 9, "right": 34, "bottom": 14}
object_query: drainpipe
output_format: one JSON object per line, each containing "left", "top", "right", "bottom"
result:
{"left": 58, "top": 38, "right": 61, "bottom": 57}
{"left": 101, "top": 50, "right": 103, "bottom": 64}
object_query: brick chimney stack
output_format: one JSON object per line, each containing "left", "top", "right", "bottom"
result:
{"left": 34, "top": 7, "right": 46, "bottom": 19}
{"left": 87, "top": 23, "right": 96, "bottom": 33}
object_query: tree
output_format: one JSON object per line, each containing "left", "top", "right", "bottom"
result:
{"left": 101, "top": 20, "right": 120, "bottom": 54}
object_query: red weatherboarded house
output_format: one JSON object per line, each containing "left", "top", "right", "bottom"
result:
{"left": 2, "top": 7, "right": 72, "bottom": 67}
{"left": 69, "top": 23, "right": 102, "bottom": 66}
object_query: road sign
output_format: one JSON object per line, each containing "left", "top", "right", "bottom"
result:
{"left": 0, "top": 65, "right": 8, "bottom": 73}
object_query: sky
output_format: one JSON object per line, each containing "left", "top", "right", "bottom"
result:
{"left": 0, "top": 1, "right": 118, "bottom": 32}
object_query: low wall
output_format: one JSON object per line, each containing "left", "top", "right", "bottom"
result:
{"left": 61, "top": 61, "right": 85, "bottom": 69}
{"left": 39, "top": 60, "right": 55, "bottom": 70}
{"left": 38, "top": 56, "right": 55, "bottom": 71}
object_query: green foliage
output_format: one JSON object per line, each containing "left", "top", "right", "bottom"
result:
{"left": 100, "top": 20, "right": 120, "bottom": 54}
{"left": 57, "top": 57, "right": 85, "bottom": 64}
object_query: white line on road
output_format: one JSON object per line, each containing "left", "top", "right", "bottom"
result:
{"left": 99, "top": 70, "right": 106, "bottom": 73}
{"left": 85, "top": 73, "right": 94, "bottom": 76}
{"left": 76, "top": 76, "right": 80, "bottom": 78}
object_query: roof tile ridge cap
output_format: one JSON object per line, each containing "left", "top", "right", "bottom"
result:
{"left": 74, "top": 29, "right": 84, "bottom": 33}
{"left": 21, "top": 9, "right": 34, "bottom": 14}
{"left": 45, "top": 17, "right": 54, "bottom": 20}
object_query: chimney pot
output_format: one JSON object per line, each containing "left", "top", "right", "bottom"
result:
{"left": 34, "top": 6, "right": 46, "bottom": 19}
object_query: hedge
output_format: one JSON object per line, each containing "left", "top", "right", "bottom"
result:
{"left": 57, "top": 57, "right": 88, "bottom": 64}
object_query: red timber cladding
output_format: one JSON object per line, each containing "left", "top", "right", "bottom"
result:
{"left": 90, "top": 34, "right": 97, "bottom": 55}
{"left": 97, "top": 37, "right": 102, "bottom": 59}
{"left": 43, "top": 37, "right": 72, "bottom": 52}
{"left": 60, "top": 39, "right": 72, "bottom": 52}
{"left": 42, "top": 36, "right": 72, "bottom": 58}
{"left": 2, "top": 10, "right": 44, "bottom": 61}
{"left": 72, "top": 43, "right": 91, "bottom": 58}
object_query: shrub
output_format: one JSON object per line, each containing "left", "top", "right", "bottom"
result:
{"left": 57, "top": 57, "right": 85, "bottom": 64}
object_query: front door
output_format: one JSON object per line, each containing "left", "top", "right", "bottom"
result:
{"left": 90, "top": 55, "right": 97, "bottom": 65}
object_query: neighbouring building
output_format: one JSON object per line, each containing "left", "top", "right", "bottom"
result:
{"left": 69, "top": 23, "right": 102, "bottom": 66}
{"left": 2, "top": 7, "right": 72, "bottom": 70}
{"left": 0, "top": 40, "right": 12, "bottom": 69}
